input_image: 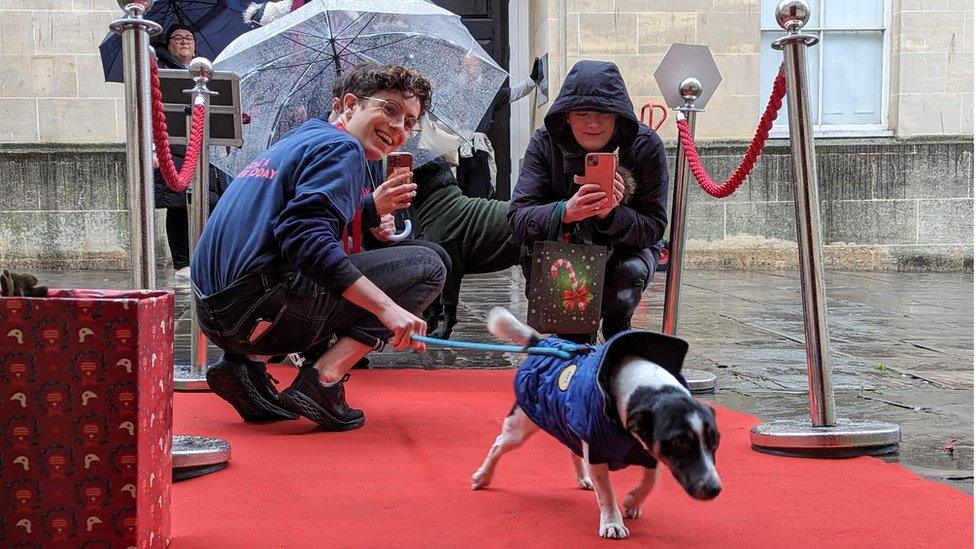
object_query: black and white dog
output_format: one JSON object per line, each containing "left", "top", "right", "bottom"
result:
{"left": 472, "top": 308, "right": 721, "bottom": 539}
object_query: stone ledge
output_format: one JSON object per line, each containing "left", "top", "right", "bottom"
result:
{"left": 685, "top": 236, "right": 974, "bottom": 272}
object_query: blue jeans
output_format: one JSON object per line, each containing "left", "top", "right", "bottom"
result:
{"left": 193, "top": 246, "right": 446, "bottom": 358}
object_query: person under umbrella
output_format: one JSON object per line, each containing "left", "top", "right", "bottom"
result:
{"left": 99, "top": 0, "right": 252, "bottom": 83}
{"left": 152, "top": 24, "right": 230, "bottom": 282}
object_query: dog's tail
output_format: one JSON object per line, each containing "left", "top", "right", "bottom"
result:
{"left": 487, "top": 307, "right": 541, "bottom": 347}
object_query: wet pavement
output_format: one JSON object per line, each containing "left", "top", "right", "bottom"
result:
{"left": 34, "top": 267, "right": 974, "bottom": 493}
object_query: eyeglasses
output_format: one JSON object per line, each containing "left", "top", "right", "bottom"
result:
{"left": 358, "top": 96, "right": 420, "bottom": 136}
{"left": 170, "top": 35, "right": 195, "bottom": 44}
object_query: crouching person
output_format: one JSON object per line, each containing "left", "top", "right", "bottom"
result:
{"left": 191, "top": 63, "right": 445, "bottom": 431}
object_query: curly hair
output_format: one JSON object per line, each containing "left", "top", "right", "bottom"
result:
{"left": 333, "top": 62, "right": 432, "bottom": 117}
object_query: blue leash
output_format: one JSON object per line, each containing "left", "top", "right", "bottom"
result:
{"left": 412, "top": 335, "right": 582, "bottom": 360}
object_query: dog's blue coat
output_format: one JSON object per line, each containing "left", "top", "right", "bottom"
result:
{"left": 514, "top": 330, "right": 689, "bottom": 470}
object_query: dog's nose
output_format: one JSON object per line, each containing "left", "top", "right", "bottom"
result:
{"left": 702, "top": 483, "right": 721, "bottom": 499}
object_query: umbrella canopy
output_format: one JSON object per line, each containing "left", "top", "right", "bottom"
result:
{"left": 210, "top": 0, "right": 508, "bottom": 176}
{"left": 99, "top": 0, "right": 252, "bottom": 82}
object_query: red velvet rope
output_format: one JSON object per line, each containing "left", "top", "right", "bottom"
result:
{"left": 677, "top": 67, "right": 788, "bottom": 198}
{"left": 149, "top": 58, "right": 207, "bottom": 193}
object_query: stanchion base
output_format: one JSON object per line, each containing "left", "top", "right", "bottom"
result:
{"left": 750, "top": 418, "right": 900, "bottom": 458}
{"left": 172, "top": 435, "right": 231, "bottom": 481}
{"left": 685, "top": 368, "right": 717, "bottom": 393}
{"left": 174, "top": 362, "right": 211, "bottom": 392}
{"left": 174, "top": 461, "right": 230, "bottom": 481}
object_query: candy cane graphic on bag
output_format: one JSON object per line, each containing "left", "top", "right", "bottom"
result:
{"left": 550, "top": 259, "right": 578, "bottom": 288}
{"left": 550, "top": 259, "right": 591, "bottom": 311}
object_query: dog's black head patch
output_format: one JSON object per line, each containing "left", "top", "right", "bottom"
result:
{"left": 626, "top": 386, "right": 722, "bottom": 500}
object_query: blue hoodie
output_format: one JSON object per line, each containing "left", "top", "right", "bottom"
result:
{"left": 192, "top": 119, "right": 366, "bottom": 296}
{"left": 515, "top": 330, "right": 689, "bottom": 470}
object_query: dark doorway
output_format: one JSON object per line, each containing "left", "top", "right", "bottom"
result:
{"left": 430, "top": 0, "right": 512, "bottom": 199}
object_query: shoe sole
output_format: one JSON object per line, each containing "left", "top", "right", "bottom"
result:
{"left": 206, "top": 362, "right": 298, "bottom": 422}
{"left": 278, "top": 388, "right": 365, "bottom": 432}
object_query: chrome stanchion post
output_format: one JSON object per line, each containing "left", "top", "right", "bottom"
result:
{"left": 111, "top": 1, "right": 229, "bottom": 481}
{"left": 174, "top": 58, "right": 216, "bottom": 392}
{"left": 662, "top": 78, "right": 715, "bottom": 393}
{"left": 110, "top": 0, "right": 160, "bottom": 289}
{"left": 750, "top": 0, "right": 900, "bottom": 457}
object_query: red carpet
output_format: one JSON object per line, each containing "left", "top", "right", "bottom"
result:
{"left": 173, "top": 368, "right": 972, "bottom": 548}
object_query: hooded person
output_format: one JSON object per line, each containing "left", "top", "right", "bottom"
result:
{"left": 508, "top": 60, "right": 669, "bottom": 342}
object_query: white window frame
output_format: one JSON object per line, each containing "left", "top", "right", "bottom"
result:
{"left": 761, "top": 0, "right": 893, "bottom": 138}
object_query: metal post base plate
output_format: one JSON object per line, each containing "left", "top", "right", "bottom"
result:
{"left": 172, "top": 435, "right": 231, "bottom": 481}
{"left": 173, "top": 362, "right": 211, "bottom": 392}
{"left": 750, "top": 418, "right": 900, "bottom": 458}
{"left": 685, "top": 368, "right": 717, "bottom": 393}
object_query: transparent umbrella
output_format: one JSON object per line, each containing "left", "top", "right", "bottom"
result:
{"left": 210, "top": 0, "right": 508, "bottom": 176}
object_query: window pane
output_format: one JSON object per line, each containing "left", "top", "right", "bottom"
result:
{"left": 823, "top": 0, "right": 883, "bottom": 28}
{"left": 821, "top": 31, "right": 883, "bottom": 124}
{"left": 761, "top": 31, "right": 821, "bottom": 126}
{"left": 761, "top": 0, "right": 822, "bottom": 30}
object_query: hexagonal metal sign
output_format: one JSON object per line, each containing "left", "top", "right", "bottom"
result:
{"left": 653, "top": 43, "right": 722, "bottom": 110}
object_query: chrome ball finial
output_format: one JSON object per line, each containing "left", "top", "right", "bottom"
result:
{"left": 775, "top": 0, "right": 811, "bottom": 32}
{"left": 119, "top": 0, "right": 153, "bottom": 15}
{"left": 188, "top": 57, "right": 214, "bottom": 84}
{"left": 679, "top": 77, "right": 703, "bottom": 103}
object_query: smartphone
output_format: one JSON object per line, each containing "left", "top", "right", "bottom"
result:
{"left": 584, "top": 152, "right": 617, "bottom": 205}
{"left": 386, "top": 152, "right": 413, "bottom": 181}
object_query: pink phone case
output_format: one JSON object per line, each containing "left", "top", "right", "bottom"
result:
{"left": 585, "top": 153, "right": 617, "bottom": 203}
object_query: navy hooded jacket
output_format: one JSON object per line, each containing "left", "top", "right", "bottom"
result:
{"left": 192, "top": 119, "right": 366, "bottom": 296}
{"left": 508, "top": 60, "right": 669, "bottom": 272}
{"left": 515, "top": 330, "right": 689, "bottom": 470}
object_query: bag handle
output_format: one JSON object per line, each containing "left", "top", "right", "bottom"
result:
{"left": 548, "top": 201, "right": 567, "bottom": 241}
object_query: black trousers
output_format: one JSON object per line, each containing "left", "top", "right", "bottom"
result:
{"left": 166, "top": 209, "right": 191, "bottom": 269}
{"left": 456, "top": 150, "right": 494, "bottom": 199}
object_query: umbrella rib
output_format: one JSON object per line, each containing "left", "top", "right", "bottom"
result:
{"left": 324, "top": 9, "right": 343, "bottom": 76}
{"left": 333, "top": 11, "right": 381, "bottom": 42}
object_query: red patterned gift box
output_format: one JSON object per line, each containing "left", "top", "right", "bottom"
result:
{"left": 1, "top": 289, "right": 174, "bottom": 548}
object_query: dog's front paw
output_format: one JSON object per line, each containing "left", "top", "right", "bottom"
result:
{"left": 624, "top": 505, "right": 641, "bottom": 519}
{"left": 576, "top": 475, "right": 593, "bottom": 490}
{"left": 599, "top": 520, "right": 629, "bottom": 539}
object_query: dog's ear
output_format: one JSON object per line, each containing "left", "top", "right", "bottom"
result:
{"left": 626, "top": 408, "right": 654, "bottom": 437}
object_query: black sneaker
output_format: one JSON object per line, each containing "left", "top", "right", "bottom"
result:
{"left": 205, "top": 354, "right": 299, "bottom": 422}
{"left": 278, "top": 367, "right": 365, "bottom": 431}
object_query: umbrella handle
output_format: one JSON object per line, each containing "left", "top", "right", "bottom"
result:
{"left": 386, "top": 219, "right": 412, "bottom": 242}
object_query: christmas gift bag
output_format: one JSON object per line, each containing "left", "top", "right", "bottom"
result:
{"left": 0, "top": 289, "right": 174, "bottom": 548}
{"left": 526, "top": 202, "right": 610, "bottom": 335}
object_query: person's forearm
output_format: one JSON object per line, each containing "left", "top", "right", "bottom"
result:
{"left": 509, "top": 78, "right": 537, "bottom": 102}
{"left": 341, "top": 276, "right": 396, "bottom": 318}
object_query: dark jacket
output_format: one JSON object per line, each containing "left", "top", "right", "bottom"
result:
{"left": 191, "top": 119, "right": 367, "bottom": 297}
{"left": 508, "top": 61, "right": 669, "bottom": 272}
{"left": 515, "top": 330, "right": 689, "bottom": 470}
{"left": 152, "top": 49, "right": 229, "bottom": 210}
